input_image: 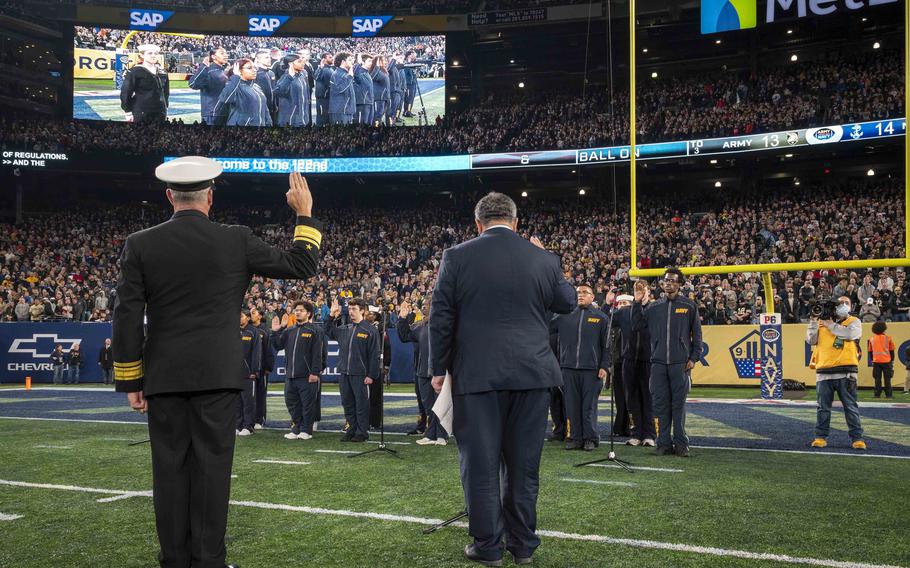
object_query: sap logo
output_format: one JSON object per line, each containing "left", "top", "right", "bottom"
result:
{"left": 129, "top": 10, "right": 174, "bottom": 31}
{"left": 352, "top": 16, "right": 393, "bottom": 37}
{"left": 766, "top": 0, "right": 897, "bottom": 23}
{"left": 9, "top": 334, "right": 81, "bottom": 358}
{"left": 806, "top": 125, "right": 843, "bottom": 145}
{"left": 248, "top": 15, "right": 290, "bottom": 36}
{"left": 8, "top": 363, "right": 53, "bottom": 371}
{"left": 702, "top": 0, "right": 757, "bottom": 34}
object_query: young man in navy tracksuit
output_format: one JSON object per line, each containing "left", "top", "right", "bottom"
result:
{"left": 326, "top": 297, "right": 380, "bottom": 442}
{"left": 273, "top": 301, "right": 326, "bottom": 440}
{"left": 237, "top": 310, "right": 263, "bottom": 435}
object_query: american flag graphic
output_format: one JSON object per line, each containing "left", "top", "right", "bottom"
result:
{"left": 731, "top": 335, "right": 764, "bottom": 378}
{"left": 735, "top": 359, "right": 762, "bottom": 377}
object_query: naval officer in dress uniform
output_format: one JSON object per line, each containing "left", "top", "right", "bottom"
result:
{"left": 113, "top": 157, "right": 323, "bottom": 568}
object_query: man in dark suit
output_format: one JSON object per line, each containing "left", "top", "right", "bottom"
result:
{"left": 113, "top": 157, "right": 322, "bottom": 568}
{"left": 430, "top": 192, "right": 575, "bottom": 566}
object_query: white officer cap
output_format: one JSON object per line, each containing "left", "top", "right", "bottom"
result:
{"left": 616, "top": 294, "right": 633, "bottom": 303}
{"left": 137, "top": 44, "right": 160, "bottom": 54}
{"left": 155, "top": 156, "right": 223, "bottom": 191}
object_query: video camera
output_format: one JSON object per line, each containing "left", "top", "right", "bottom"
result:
{"left": 809, "top": 298, "right": 839, "bottom": 320}
{"left": 401, "top": 59, "right": 444, "bottom": 68}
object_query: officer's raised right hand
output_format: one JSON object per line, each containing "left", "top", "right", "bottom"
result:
{"left": 287, "top": 172, "right": 313, "bottom": 217}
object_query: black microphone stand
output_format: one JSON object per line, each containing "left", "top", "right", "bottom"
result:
{"left": 351, "top": 308, "right": 399, "bottom": 459}
{"left": 575, "top": 304, "right": 633, "bottom": 472}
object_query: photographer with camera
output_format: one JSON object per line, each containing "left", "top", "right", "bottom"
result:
{"left": 807, "top": 296, "right": 866, "bottom": 450}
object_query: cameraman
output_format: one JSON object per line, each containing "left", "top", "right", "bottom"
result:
{"left": 807, "top": 296, "right": 866, "bottom": 450}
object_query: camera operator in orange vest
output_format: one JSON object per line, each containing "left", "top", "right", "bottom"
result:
{"left": 868, "top": 322, "right": 895, "bottom": 399}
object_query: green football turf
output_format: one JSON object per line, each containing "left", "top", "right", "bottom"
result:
{"left": 74, "top": 78, "right": 190, "bottom": 90}
{"left": 0, "top": 418, "right": 906, "bottom": 567}
{"left": 397, "top": 80, "right": 446, "bottom": 127}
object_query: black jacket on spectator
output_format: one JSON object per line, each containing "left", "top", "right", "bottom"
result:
{"left": 188, "top": 62, "right": 228, "bottom": 122}
{"left": 550, "top": 305, "right": 611, "bottom": 371}
{"left": 325, "top": 318, "right": 380, "bottom": 377}
{"left": 254, "top": 68, "right": 276, "bottom": 114}
{"left": 314, "top": 65, "right": 334, "bottom": 100}
{"left": 99, "top": 345, "right": 113, "bottom": 370}
{"left": 112, "top": 210, "right": 322, "bottom": 395}
{"left": 353, "top": 65, "right": 374, "bottom": 106}
{"left": 271, "top": 322, "right": 327, "bottom": 380}
{"left": 370, "top": 67, "right": 390, "bottom": 102}
{"left": 67, "top": 350, "right": 83, "bottom": 368}
{"left": 397, "top": 313, "right": 430, "bottom": 378}
{"left": 50, "top": 350, "right": 64, "bottom": 366}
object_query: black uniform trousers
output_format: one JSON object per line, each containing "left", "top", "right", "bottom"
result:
{"left": 355, "top": 104, "right": 373, "bottom": 125}
{"left": 147, "top": 390, "right": 238, "bottom": 568}
{"left": 254, "top": 373, "right": 268, "bottom": 425}
{"left": 562, "top": 369, "right": 601, "bottom": 444}
{"left": 872, "top": 363, "right": 894, "bottom": 397}
{"left": 236, "top": 378, "right": 255, "bottom": 431}
{"left": 454, "top": 388, "right": 549, "bottom": 561}
{"left": 285, "top": 378, "right": 319, "bottom": 434}
{"left": 339, "top": 374, "right": 369, "bottom": 438}
{"left": 612, "top": 366, "right": 630, "bottom": 437}
{"left": 650, "top": 363, "right": 690, "bottom": 450}
{"left": 390, "top": 92, "right": 403, "bottom": 121}
{"left": 417, "top": 376, "right": 448, "bottom": 440}
{"left": 623, "top": 358, "right": 656, "bottom": 440}
{"left": 548, "top": 387, "right": 566, "bottom": 440}
{"left": 374, "top": 101, "right": 388, "bottom": 125}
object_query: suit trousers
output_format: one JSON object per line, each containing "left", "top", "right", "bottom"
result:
{"left": 622, "top": 358, "right": 655, "bottom": 440}
{"left": 548, "top": 387, "right": 566, "bottom": 439}
{"left": 454, "top": 388, "right": 549, "bottom": 561}
{"left": 562, "top": 369, "right": 601, "bottom": 443}
{"left": 147, "top": 390, "right": 238, "bottom": 568}
{"left": 650, "top": 363, "right": 690, "bottom": 449}
{"left": 339, "top": 374, "right": 369, "bottom": 437}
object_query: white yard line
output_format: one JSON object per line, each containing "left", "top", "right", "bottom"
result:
{"left": 314, "top": 450, "right": 359, "bottom": 455}
{"left": 691, "top": 445, "right": 910, "bottom": 460}
{"left": 34, "top": 445, "right": 72, "bottom": 449}
{"left": 96, "top": 491, "right": 152, "bottom": 503}
{"left": 0, "top": 477, "right": 902, "bottom": 568}
{"left": 0, "top": 512, "right": 23, "bottom": 521}
{"left": 252, "top": 459, "right": 311, "bottom": 466}
{"left": 559, "top": 478, "right": 638, "bottom": 487}
{"left": 585, "top": 464, "right": 684, "bottom": 473}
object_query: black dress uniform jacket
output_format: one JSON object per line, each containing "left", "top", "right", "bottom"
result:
{"left": 112, "top": 211, "right": 323, "bottom": 396}
{"left": 120, "top": 65, "right": 169, "bottom": 120}
{"left": 549, "top": 306, "right": 611, "bottom": 371}
{"left": 272, "top": 322, "right": 327, "bottom": 379}
{"left": 325, "top": 318, "right": 380, "bottom": 378}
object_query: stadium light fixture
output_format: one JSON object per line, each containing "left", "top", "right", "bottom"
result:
{"left": 787, "top": 29, "right": 793, "bottom": 34}
{"left": 521, "top": 191, "right": 528, "bottom": 197}
{"left": 510, "top": 59, "right": 515, "bottom": 63}
{"left": 571, "top": 170, "right": 576, "bottom": 173}
{"left": 867, "top": 169, "right": 876, "bottom": 176}
{"left": 452, "top": 60, "right": 459, "bottom": 66}
{"left": 710, "top": 159, "right": 718, "bottom": 164}
{"left": 449, "top": 96, "right": 457, "bottom": 101}
{"left": 642, "top": 48, "right": 648, "bottom": 53}
{"left": 651, "top": 72, "right": 658, "bottom": 78}
{"left": 790, "top": 54, "right": 798, "bottom": 62}
{"left": 579, "top": 189, "right": 586, "bottom": 196}
{"left": 873, "top": 41, "right": 881, "bottom": 49}
{"left": 518, "top": 82, "right": 525, "bottom": 88}
{"left": 715, "top": 39, "right": 722, "bottom": 45}
{"left": 785, "top": 153, "right": 793, "bottom": 158}
{"left": 714, "top": 181, "right": 722, "bottom": 188}
{"left": 862, "top": 17, "right": 867, "bottom": 22}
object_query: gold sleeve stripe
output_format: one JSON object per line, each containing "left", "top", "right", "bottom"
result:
{"left": 114, "top": 360, "right": 142, "bottom": 369}
{"left": 293, "top": 225, "right": 322, "bottom": 248}
{"left": 114, "top": 368, "right": 143, "bottom": 381}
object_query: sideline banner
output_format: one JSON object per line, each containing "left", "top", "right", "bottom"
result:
{"left": 0, "top": 322, "right": 112, "bottom": 383}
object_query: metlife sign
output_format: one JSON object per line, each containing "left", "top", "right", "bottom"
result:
{"left": 352, "top": 16, "right": 393, "bottom": 37}
{"left": 702, "top": 0, "right": 898, "bottom": 34}
{"left": 248, "top": 15, "right": 291, "bottom": 36}
{"left": 128, "top": 9, "right": 174, "bottom": 31}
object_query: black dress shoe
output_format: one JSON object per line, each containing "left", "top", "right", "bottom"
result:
{"left": 564, "top": 440, "right": 581, "bottom": 450}
{"left": 514, "top": 556, "right": 533, "bottom": 565}
{"left": 583, "top": 440, "right": 597, "bottom": 451}
{"left": 675, "top": 446, "right": 690, "bottom": 458}
{"left": 464, "top": 544, "right": 503, "bottom": 566}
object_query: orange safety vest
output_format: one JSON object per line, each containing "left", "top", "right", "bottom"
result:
{"left": 868, "top": 334, "right": 895, "bottom": 364}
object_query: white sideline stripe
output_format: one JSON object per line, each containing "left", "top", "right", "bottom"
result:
{"left": 252, "top": 459, "right": 311, "bottom": 465}
{"left": 34, "top": 445, "right": 72, "bottom": 449}
{"left": 692, "top": 445, "right": 910, "bottom": 460}
{"left": 365, "top": 440, "right": 411, "bottom": 446}
{"left": 0, "top": 477, "right": 903, "bottom": 568}
{"left": 0, "top": 512, "right": 23, "bottom": 521}
{"left": 559, "top": 478, "right": 638, "bottom": 487}
{"left": 314, "top": 450, "right": 359, "bottom": 454}
{"left": 96, "top": 491, "right": 152, "bottom": 503}
{"left": 0, "top": 416, "right": 143, "bottom": 425}
{"left": 586, "top": 464, "right": 684, "bottom": 473}
{"left": 231, "top": 475, "right": 238, "bottom": 479}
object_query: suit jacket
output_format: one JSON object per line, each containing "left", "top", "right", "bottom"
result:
{"left": 112, "top": 211, "right": 322, "bottom": 396}
{"left": 430, "top": 227, "right": 575, "bottom": 395}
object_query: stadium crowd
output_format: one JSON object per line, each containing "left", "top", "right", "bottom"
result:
{"left": 0, "top": 178, "right": 905, "bottom": 326}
